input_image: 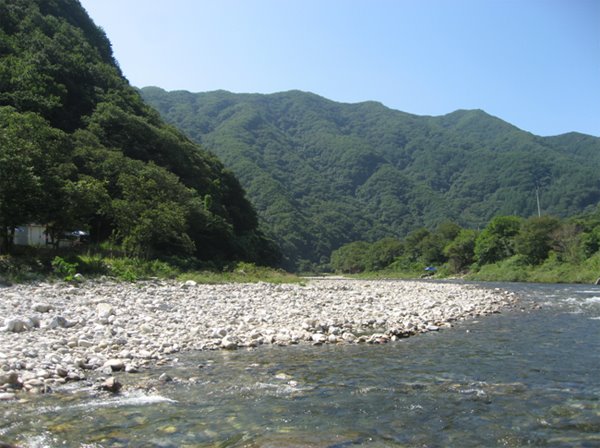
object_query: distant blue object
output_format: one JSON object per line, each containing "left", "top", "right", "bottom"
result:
{"left": 424, "top": 266, "right": 437, "bottom": 272}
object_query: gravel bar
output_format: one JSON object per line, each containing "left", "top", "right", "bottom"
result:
{"left": 0, "top": 278, "right": 518, "bottom": 398}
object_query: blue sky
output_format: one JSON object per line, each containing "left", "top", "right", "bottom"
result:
{"left": 79, "top": 0, "right": 599, "bottom": 137}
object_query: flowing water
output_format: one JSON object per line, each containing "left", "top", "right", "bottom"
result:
{"left": 1, "top": 282, "right": 599, "bottom": 447}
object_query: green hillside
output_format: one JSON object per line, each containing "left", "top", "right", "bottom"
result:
{"left": 141, "top": 87, "right": 600, "bottom": 270}
{"left": 0, "top": 0, "right": 277, "bottom": 264}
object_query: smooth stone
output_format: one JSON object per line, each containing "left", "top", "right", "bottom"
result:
{"left": 211, "top": 328, "right": 227, "bottom": 338}
{"left": 0, "top": 392, "right": 16, "bottom": 401}
{"left": 182, "top": 280, "right": 197, "bottom": 288}
{"left": 25, "top": 378, "right": 44, "bottom": 387}
{"left": 96, "top": 303, "right": 115, "bottom": 319}
{"left": 221, "top": 336, "right": 237, "bottom": 350}
{"left": 25, "top": 316, "right": 40, "bottom": 328}
{"left": 125, "top": 364, "right": 139, "bottom": 373}
{"left": 159, "top": 373, "right": 173, "bottom": 382}
{"left": 342, "top": 332, "right": 356, "bottom": 342}
{"left": 100, "top": 377, "right": 122, "bottom": 393}
{"left": 0, "top": 372, "right": 19, "bottom": 386}
{"left": 78, "top": 339, "right": 93, "bottom": 348}
{"left": 49, "top": 316, "right": 74, "bottom": 329}
{"left": 4, "top": 319, "right": 27, "bottom": 333}
{"left": 311, "top": 333, "right": 327, "bottom": 344}
{"left": 103, "top": 359, "right": 125, "bottom": 371}
{"left": 33, "top": 303, "right": 52, "bottom": 313}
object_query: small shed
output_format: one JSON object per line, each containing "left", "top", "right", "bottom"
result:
{"left": 14, "top": 224, "right": 47, "bottom": 247}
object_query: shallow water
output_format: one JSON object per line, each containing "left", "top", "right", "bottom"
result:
{"left": 1, "top": 282, "right": 599, "bottom": 447}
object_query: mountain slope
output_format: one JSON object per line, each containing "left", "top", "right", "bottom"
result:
{"left": 0, "top": 0, "right": 277, "bottom": 263}
{"left": 140, "top": 88, "right": 600, "bottom": 270}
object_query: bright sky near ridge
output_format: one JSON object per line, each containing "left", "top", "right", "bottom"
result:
{"left": 78, "top": 0, "right": 599, "bottom": 137}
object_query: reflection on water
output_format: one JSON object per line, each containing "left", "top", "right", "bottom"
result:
{"left": 1, "top": 282, "right": 599, "bottom": 447}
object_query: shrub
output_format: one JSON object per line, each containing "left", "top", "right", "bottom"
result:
{"left": 51, "top": 256, "right": 78, "bottom": 281}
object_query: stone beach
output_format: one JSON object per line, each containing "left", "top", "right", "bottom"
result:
{"left": 0, "top": 278, "right": 518, "bottom": 399}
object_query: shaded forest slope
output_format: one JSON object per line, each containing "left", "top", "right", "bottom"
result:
{"left": 0, "top": 0, "right": 276, "bottom": 264}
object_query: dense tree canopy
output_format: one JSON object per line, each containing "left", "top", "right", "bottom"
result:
{"left": 0, "top": 0, "right": 277, "bottom": 264}
{"left": 141, "top": 88, "right": 600, "bottom": 270}
{"left": 330, "top": 209, "right": 600, "bottom": 281}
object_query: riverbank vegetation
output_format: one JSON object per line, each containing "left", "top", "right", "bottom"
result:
{"left": 0, "top": 245, "right": 297, "bottom": 285}
{"left": 330, "top": 209, "right": 600, "bottom": 284}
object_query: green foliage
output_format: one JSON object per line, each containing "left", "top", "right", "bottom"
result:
{"left": 330, "top": 241, "right": 371, "bottom": 274}
{"left": 330, "top": 207, "right": 600, "bottom": 283}
{"left": 468, "top": 256, "right": 532, "bottom": 283}
{"left": 51, "top": 255, "right": 78, "bottom": 281}
{"left": 0, "top": 252, "right": 46, "bottom": 283}
{"left": 474, "top": 215, "right": 522, "bottom": 265}
{"left": 178, "top": 262, "right": 299, "bottom": 284}
{"left": 444, "top": 229, "right": 478, "bottom": 273}
{"left": 514, "top": 216, "right": 561, "bottom": 265}
{"left": 104, "top": 257, "right": 179, "bottom": 282}
{"left": 141, "top": 88, "right": 600, "bottom": 270}
{"left": 76, "top": 253, "right": 109, "bottom": 275}
{"left": 0, "top": 0, "right": 277, "bottom": 265}
{"left": 364, "top": 237, "right": 404, "bottom": 271}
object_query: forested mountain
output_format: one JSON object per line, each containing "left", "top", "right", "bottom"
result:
{"left": 141, "top": 87, "right": 600, "bottom": 270}
{"left": 0, "top": 0, "right": 277, "bottom": 264}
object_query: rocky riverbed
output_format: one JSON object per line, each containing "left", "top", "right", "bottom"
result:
{"left": 0, "top": 278, "right": 518, "bottom": 399}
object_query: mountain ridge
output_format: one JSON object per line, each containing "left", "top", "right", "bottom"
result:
{"left": 140, "top": 87, "right": 600, "bottom": 270}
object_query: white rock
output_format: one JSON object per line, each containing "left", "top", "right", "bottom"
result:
{"left": 342, "top": 332, "right": 356, "bottom": 342}
{"left": 33, "top": 303, "right": 52, "bottom": 313}
{"left": 48, "top": 316, "right": 73, "bottom": 329}
{"left": 182, "top": 280, "right": 197, "bottom": 288}
{"left": 103, "top": 359, "right": 125, "bottom": 371}
{"left": 311, "top": 333, "right": 327, "bottom": 344}
{"left": 4, "top": 319, "right": 28, "bottom": 333}
{"left": 96, "top": 303, "right": 115, "bottom": 319}
{"left": 221, "top": 336, "right": 237, "bottom": 350}
{"left": 0, "top": 392, "right": 15, "bottom": 401}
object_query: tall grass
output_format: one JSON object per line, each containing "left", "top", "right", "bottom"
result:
{"left": 178, "top": 262, "right": 300, "bottom": 284}
{"left": 1, "top": 247, "right": 299, "bottom": 284}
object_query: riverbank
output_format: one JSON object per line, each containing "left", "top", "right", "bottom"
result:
{"left": 0, "top": 278, "right": 518, "bottom": 399}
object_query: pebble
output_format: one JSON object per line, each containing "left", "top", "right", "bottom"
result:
{"left": 0, "top": 392, "right": 15, "bottom": 401}
{"left": 0, "top": 278, "right": 517, "bottom": 396}
{"left": 100, "top": 376, "right": 122, "bottom": 393}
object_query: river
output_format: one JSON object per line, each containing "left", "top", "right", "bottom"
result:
{"left": 1, "top": 282, "right": 599, "bottom": 447}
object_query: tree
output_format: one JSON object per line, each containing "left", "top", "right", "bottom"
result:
{"left": 330, "top": 241, "right": 371, "bottom": 273}
{"left": 514, "top": 216, "right": 561, "bottom": 264}
{"left": 365, "top": 237, "right": 403, "bottom": 271}
{"left": 0, "top": 107, "right": 58, "bottom": 253}
{"left": 0, "top": 138, "right": 41, "bottom": 253}
{"left": 444, "top": 229, "right": 478, "bottom": 273}
{"left": 474, "top": 215, "right": 522, "bottom": 265}
{"left": 110, "top": 162, "right": 198, "bottom": 258}
{"left": 44, "top": 177, "right": 110, "bottom": 248}
{"left": 122, "top": 202, "right": 195, "bottom": 259}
